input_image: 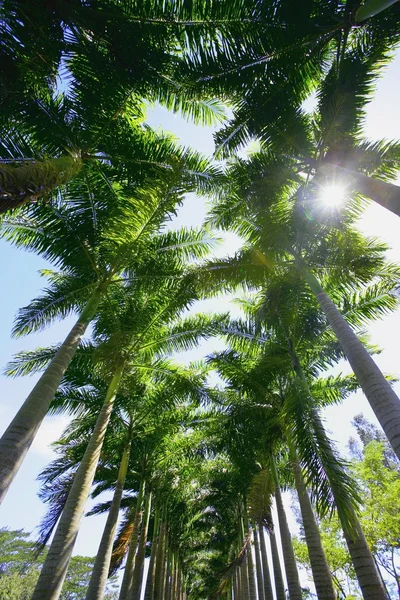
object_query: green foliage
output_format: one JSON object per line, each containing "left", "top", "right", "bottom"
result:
{"left": 0, "top": 529, "right": 118, "bottom": 599}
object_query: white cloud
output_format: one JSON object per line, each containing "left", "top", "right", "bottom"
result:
{"left": 31, "top": 415, "right": 71, "bottom": 457}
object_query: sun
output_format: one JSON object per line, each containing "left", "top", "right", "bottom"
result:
{"left": 320, "top": 184, "right": 345, "bottom": 208}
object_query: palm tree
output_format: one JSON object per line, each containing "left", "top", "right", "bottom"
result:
{"left": 291, "top": 455, "right": 336, "bottom": 600}
{"left": 0, "top": 140, "right": 219, "bottom": 503}
{"left": 210, "top": 0, "right": 400, "bottom": 216}
{"left": 14, "top": 282, "right": 220, "bottom": 599}
{"left": 210, "top": 299, "right": 389, "bottom": 598}
{"left": 201, "top": 142, "right": 400, "bottom": 459}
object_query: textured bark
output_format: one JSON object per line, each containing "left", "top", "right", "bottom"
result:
{"left": 273, "top": 462, "right": 302, "bottom": 600}
{"left": 119, "top": 480, "right": 145, "bottom": 600}
{"left": 343, "top": 519, "right": 387, "bottom": 599}
{"left": 144, "top": 505, "right": 160, "bottom": 600}
{"left": 154, "top": 521, "right": 167, "bottom": 600}
{"left": 234, "top": 569, "right": 240, "bottom": 600}
{"left": 0, "top": 289, "right": 101, "bottom": 505}
{"left": 259, "top": 525, "right": 274, "bottom": 600}
{"left": 292, "top": 459, "right": 336, "bottom": 600}
{"left": 270, "top": 529, "right": 286, "bottom": 600}
{"left": 0, "top": 156, "right": 82, "bottom": 212}
{"left": 165, "top": 548, "right": 172, "bottom": 600}
{"left": 253, "top": 525, "right": 265, "bottom": 600}
{"left": 176, "top": 562, "right": 182, "bottom": 600}
{"left": 86, "top": 439, "right": 131, "bottom": 600}
{"left": 321, "top": 162, "right": 400, "bottom": 216}
{"left": 304, "top": 269, "right": 400, "bottom": 461}
{"left": 247, "top": 534, "right": 257, "bottom": 600}
{"left": 32, "top": 363, "right": 124, "bottom": 600}
{"left": 129, "top": 491, "right": 152, "bottom": 600}
{"left": 241, "top": 553, "right": 249, "bottom": 599}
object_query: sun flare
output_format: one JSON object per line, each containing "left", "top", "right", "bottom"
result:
{"left": 320, "top": 184, "right": 345, "bottom": 208}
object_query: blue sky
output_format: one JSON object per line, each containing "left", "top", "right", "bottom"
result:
{"left": 0, "top": 47, "right": 399, "bottom": 592}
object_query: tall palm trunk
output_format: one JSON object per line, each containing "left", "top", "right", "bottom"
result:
{"left": 165, "top": 547, "right": 172, "bottom": 600}
{"left": 0, "top": 288, "right": 102, "bottom": 504}
{"left": 176, "top": 559, "right": 182, "bottom": 600}
{"left": 343, "top": 519, "right": 387, "bottom": 600}
{"left": 119, "top": 479, "right": 146, "bottom": 600}
{"left": 0, "top": 156, "right": 83, "bottom": 213}
{"left": 144, "top": 505, "right": 160, "bottom": 600}
{"left": 258, "top": 524, "right": 274, "bottom": 600}
{"left": 252, "top": 524, "right": 265, "bottom": 600}
{"left": 234, "top": 569, "right": 240, "bottom": 600}
{"left": 294, "top": 356, "right": 387, "bottom": 600}
{"left": 32, "top": 363, "right": 124, "bottom": 600}
{"left": 272, "top": 460, "right": 302, "bottom": 600}
{"left": 292, "top": 457, "right": 336, "bottom": 600}
{"left": 129, "top": 491, "right": 152, "bottom": 600}
{"left": 154, "top": 519, "right": 167, "bottom": 600}
{"left": 269, "top": 527, "right": 286, "bottom": 600}
{"left": 247, "top": 532, "right": 257, "bottom": 600}
{"left": 241, "top": 552, "right": 249, "bottom": 599}
{"left": 303, "top": 268, "right": 400, "bottom": 461}
{"left": 86, "top": 437, "right": 131, "bottom": 600}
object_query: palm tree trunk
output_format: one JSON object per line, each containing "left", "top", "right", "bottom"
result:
{"left": 165, "top": 547, "right": 172, "bottom": 600}
{"left": 247, "top": 532, "right": 257, "bottom": 600}
{"left": 32, "top": 362, "right": 124, "bottom": 600}
{"left": 241, "top": 552, "right": 249, "bottom": 599}
{"left": 0, "top": 156, "right": 82, "bottom": 213}
{"left": 258, "top": 524, "right": 274, "bottom": 600}
{"left": 154, "top": 519, "right": 167, "bottom": 600}
{"left": 144, "top": 505, "right": 160, "bottom": 600}
{"left": 176, "top": 560, "right": 182, "bottom": 600}
{"left": 291, "top": 351, "right": 387, "bottom": 598}
{"left": 0, "top": 288, "right": 102, "bottom": 505}
{"left": 86, "top": 437, "right": 131, "bottom": 600}
{"left": 129, "top": 491, "right": 152, "bottom": 600}
{"left": 253, "top": 524, "right": 265, "bottom": 600}
{"left": 119, "top": 479, "right": 146, "bottom": 600}
{"left": 272, "top": 460, "right": 303, "bottom": 600}
{"left": 269, "top": 528, "right": 286, "bottom": 600}
{"left": 292, "top": 457, "right": 336, "bottom": 600}
{"left": 343, "top": 519, "right": 388, "bottom": 600}
{"left": 234, "top": 569, "right": 240, "bottom": 600}
{"left": 303, "top": 268, "right": 400, "bottom": 461}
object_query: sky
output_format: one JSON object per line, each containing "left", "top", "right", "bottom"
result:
{"left": 0, "top": 46, "right": 400, "bottom": 593}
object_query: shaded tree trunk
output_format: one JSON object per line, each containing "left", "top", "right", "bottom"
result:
{"left": 0, "top": 156, "right": 82, "bottom": 213}
{"left": 270, "top": 527, "right": 286, "bottom": 600}
{"left": 0, "top": 288, "right": 102, "bottom": 505}
{"left": 253, "top": 524, "right": 265, "bottom": 600}
{"left": 154, "top": 519, "right": 167, "bottom": 600}
{"left": 119, "top": 479, "right": 145, "bottom": 600}
{"left": 241, "top": 553, "right": 249, "bottom": 599}
{"left": 272, "top": 460, "right": 302, "bottom": 600}
{"left": 129, "top": 491, "right": 152, "bottom": 600}
{"left": 343, "top": 520, "right": 388, "bottom": 600}
{"left": 292, "top": 457, "right": 336, "bottom": 600}
{"left": 303, "top": 268, "right": 400, "bottom": 461}
{"left": 290, "top": 351, "right": 388, "bottom": 599}
{"left": 144, "top": 505, "right": 160, "bottom": 600}
{"left": 32, "top": 363, "right": 124, "bottom": 600}
{"left": 247, "top": 532, "right": 257, "bottom": 600}
{"left": 86, "top": 437, "right": 131, "bottom": 600}
{"left": 259, "top": 524, "right": 274, "bottom": 600}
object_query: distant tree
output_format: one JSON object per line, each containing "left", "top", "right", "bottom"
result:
{"left": 0, "top": 529, "right": 118, "bottom": 600}
{"left": 353, "top": 440, "right": 400, "bottom": 596}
